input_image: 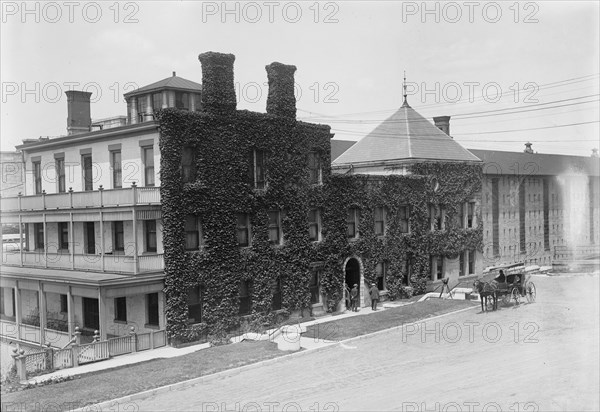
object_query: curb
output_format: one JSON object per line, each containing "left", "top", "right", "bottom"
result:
{"left": 79, "top": 303, "right": 478, "bottom": 411}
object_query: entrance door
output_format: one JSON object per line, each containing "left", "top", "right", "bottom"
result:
{"left": 345, "top": 258, "right": 360, "bottom": 301}
{"left": 82, "top": 297, "right": 99, "bottom": 330}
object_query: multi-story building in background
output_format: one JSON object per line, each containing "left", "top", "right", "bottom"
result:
{"left": 0, "top": 74, "right": 201, "bottom": 347}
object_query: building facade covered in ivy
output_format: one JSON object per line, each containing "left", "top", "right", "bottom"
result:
{"left": 157, "top": 52, "right": 485, "bottom": 343}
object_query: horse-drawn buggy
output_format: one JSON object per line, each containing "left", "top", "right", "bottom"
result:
{"left": 473, "top": 263, "right": 537, "bottom": 311}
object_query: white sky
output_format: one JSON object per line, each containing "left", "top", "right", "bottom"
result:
{"left": 1, "top": 1, "right": 599, "bottom": 156}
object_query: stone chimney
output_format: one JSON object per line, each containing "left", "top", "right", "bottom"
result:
{"left": 266, "top": 62, "right": 297, "bottom": 119}
{"left": 433, "top": 116, "right": 451, "bottom": 137}
{"left": 592, "top": 148, "right": 598, "bottom": 158}
{"left": 524, "top": 142, "right": 534, "bottom": 153}
{"left": 66, "top": 90, "right": 92, "bottom": 135}
{"left": 198, "top": 52, "right": 236, "bottom": 115}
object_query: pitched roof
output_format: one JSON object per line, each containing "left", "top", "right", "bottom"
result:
{"left": 469, "top": 149, "right": 600, "bottom": 177}
{"left": 331, "top": 139, "right": 357, "bottom": 161}
{"left": 332, "top": 102, "right": 481, "bottom": 166}
{"left": 124, "top": 74, "right": 202, "bottom": 97}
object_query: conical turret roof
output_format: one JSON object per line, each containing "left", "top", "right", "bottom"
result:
{"left": 333, "top": 103, "right": 481, "bottom": 166}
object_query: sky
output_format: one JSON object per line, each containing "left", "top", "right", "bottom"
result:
{"left": 1, "top": 0, "right": 599, "bottom": 156}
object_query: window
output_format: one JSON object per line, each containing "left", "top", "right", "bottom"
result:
{"left": 251, "top": 149, "right": 267, "bottom": 189}
{"left": 239, "top": 280, "right": 252, "bottom": 315}
{"left": 34, "top": 223, "right": 44, "bottom": 250}
{"left": 467, "top": 202, "right": 475, "bottom": 228}
{"left": 145, "top": 220, "right": 157, "bottom": 252}
{"left": 33, "top": 161, "right": 42, "bottom": 194}
{"left": 430, "top": 204, "right": 444, "bottom": 231}
{"left": 401, "top": 257, "right": 413, "bottom": 286}
{"left": 175, "top": 92, "right": 190, "bottom": 110}
{"left": 271, "top": 277, "right": 282, "bottom": 311}
{"left": 398, "top": 205, "right": 409, "bottom": 233}
{"left": 114, "top": 297, "right": 127, "bottom": 322}
{"left": 236, "top": 213, "right": 251, "bottom": 247}
{"left": 456, "top": 203, "right": 465, "bottom": 228}
{"left": 143, "top": 146, "right": 155, "bottom": 187}
{"left": 137, "top": 97, "right": 149, "bottom": 122}
{"left": 82, "top": 154, "right": 93, "bottom": 191}
{"left": 113, "top": 221, "right": 124, "bottom": 252}
{"left": 60, "top": 294, "right": 68, "bottom": 313}
{"left": 347, "top": 207, "right": 359, "bottom": 239}
{"left": 308, "top": 152, "right": 322, "bottom": 185}
{"left": 111, "top": 151, "right": 122, "bottom": 189}
{"left": 268, "top": 210, "right": 284, "bottom": 245}
{"left": 187, "top": 286, "right": 203, "bottom": 324}
{"left": 468, "top": 249, "right": 475, "bottom": 275}
{"left": 58, "top": 222, "right": 69, "bottom": 251}
{"left": 376, "top": 262, "right": 387, "bottom": 291}
{"left": 374, "top": 206, "right": 387, "bottom": 236}
{"left": 308, "top": 209, "right": 321, "bottom": 242}
{"left": 152, "top": 93, "right": 162, "bottom": 112}
{"left": 185, "top": 215, "right": 200, "bottom": 251}
{"left": 431, "top": 256, "right": 443, "bottom": 281}
{"left": 146, "top": 293, "right": 159, "bottom": 326}
{"left": 309, "top": 268, "right": 321, "bottom": 304}
{"left": 181, "top": 147, "right": 196, "bottom": 183}
{"left": 56, "top": 158, "right": 66, "bottom": 193}
{"left": 85, "top": 222, "right": 95, "bottom": 254}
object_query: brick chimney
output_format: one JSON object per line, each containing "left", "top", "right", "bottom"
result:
{"left": 433, "top": 116, "right": 451, "bottom": 137}
{"left": 66, "top": 90, "right": 92, "bottom": 135}
{"left": 266, "top": 62, "right": 297, "bottom": 119}
{"left": 592, "top": 148, "right": 598, "bottom": 158}
{"left": 198, "top": 52, "right": 236, "bottom": 114}
{"left": 524, "top": 142, "right": 534, "bottom": 153}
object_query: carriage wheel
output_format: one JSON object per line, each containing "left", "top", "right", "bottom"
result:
{"left": 526, "top": 283, "right": 537, "bottom": 303}
{"left": 485, "top": 295, "right": 495, "bottom": 311}
{"left": 511, "top": 288, "right": 521, "bottom": 305}
{"left": 501, "top": 293, "right": 511, "bottom": 305}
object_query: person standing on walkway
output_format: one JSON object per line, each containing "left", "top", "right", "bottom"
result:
{"left": 350, "top": 284, "right": 359, "bottom": 312}
{"left": 345, "top": 283, "right": 351, "bottom": 310}
{"left": 369, "top": 283, "right": 380, "bottom": 311}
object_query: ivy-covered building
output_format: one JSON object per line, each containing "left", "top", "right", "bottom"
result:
{"left": 158, "top": 52, "right": 484, "bottom": 342}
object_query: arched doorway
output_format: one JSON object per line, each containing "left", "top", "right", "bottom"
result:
{"left": 345, "top": 258, "right": 361, "bottom": 302}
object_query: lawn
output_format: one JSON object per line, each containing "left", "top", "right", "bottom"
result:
{"left": 303, "top": 299, "right": 476, "bottom": 341}
{"left": 1, "top": 340, "right": 283, "bottom": 411}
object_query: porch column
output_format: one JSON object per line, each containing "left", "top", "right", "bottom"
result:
{"left": 70, "top": 212, "right": 74, "bottom": 270}
{"left": 43, "top": 213, "right": 47, "bottom": 268}
{"left": 38, "top": 282, "right": 46, "bottom": 345}
{"left": 67, "top": 286, "right": 74, "bottom": 338}
{"left": 100, "top": 211, "right": 105, "bottom": 272}
{"left": 132, "top": 207, "right": 139, "bottom": 275}
{"left": 18, "top": 217, "right": 23, "bottom": 266}
{"left": 14, "top": 285, "right": 22, "bottom": 339}
{"left": 98, "top": 288, "right": 107, "bottom": 340}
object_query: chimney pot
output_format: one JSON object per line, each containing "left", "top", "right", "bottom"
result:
{"left": 198, "top": 52, "right": 237, "bottom": 115}
{"left": 266, "top": 62, "right": 297, "bottom": 119}
{"left": 433, "top": 116, "right": 451, "bottom": 137}
{"left": 524, "top": 142, "right": 534, "bottom": 153}
{"left": 173, "top": 71, "right": 176, "bottom": 77}
{"left": 592, "top": 148, "right": 598, "bottom": 157}
{"left": 65, "top": 90, "right": 92, "bottom": 135}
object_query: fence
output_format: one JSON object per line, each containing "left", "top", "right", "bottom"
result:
{"left": 13, "top": 328, "right": 167, "bottom": 379}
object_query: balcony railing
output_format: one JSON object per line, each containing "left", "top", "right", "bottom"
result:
{"left": 0, "top": 185, "right": 161, "bottom": 212}
{"left": 1, "top": 250, "right": 164, "bottom": 274}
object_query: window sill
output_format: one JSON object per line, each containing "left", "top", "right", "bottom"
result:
{"left": 114, "top": 319, "right": 128, "bottom": 324}
{"left": 144, "top": 323, "right": 160, "bottom": 330}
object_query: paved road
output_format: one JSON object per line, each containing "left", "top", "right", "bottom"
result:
{"left": 117, "top": 274, "right": 599, "bottom": 411}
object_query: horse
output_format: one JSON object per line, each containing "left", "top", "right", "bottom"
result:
{"left": 473, "top": 279, "right": 498, "bottom": 312}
